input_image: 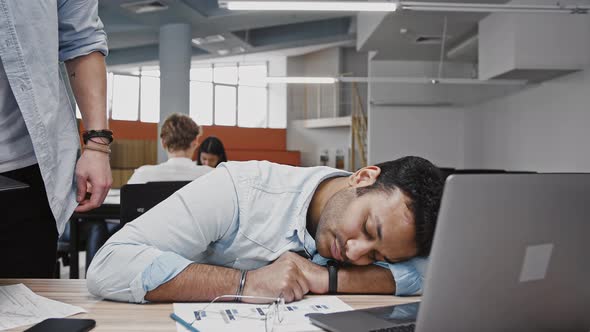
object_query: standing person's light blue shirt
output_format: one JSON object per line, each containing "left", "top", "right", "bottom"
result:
{"left": 87, "top": 161, "right": 426, "bottom": 303}
{"left": 0, "top": 0, "right": 108, "bottom": 234}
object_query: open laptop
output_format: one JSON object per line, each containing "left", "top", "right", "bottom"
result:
{"left": 308, "top": 173, "right": 590, "bottom": 332}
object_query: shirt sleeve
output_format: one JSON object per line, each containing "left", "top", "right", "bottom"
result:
{"left": 86, "top": 168, "right": 238, "bottom": 303}
{"left": 374, "top": 257, "right": 428, "bottom": 296}
{"left": 57, "top": 0, "right": 108, "bottom": 61}
{"left": 311, "top": 254, "right": 428, "bottom": 296}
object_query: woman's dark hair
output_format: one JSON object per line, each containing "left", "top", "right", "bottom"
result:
{"left": 160, "top": 113, "right": 201, "bottom": 152}
{"left": 356, "top": 156, "right": 444, "bottom": 257}
{"left": 197, "top": 136, "right": 227, "bottom": 166}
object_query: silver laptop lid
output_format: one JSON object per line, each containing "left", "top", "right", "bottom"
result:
{"left": 417, "top": 174, "right": 590, "bottom": 332}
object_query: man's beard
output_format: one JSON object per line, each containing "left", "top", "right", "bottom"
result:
{"left": 315, "top": 188, "right": 356, "bottom": 256}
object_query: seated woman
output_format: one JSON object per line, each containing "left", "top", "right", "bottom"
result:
{"left": 127, "top": 113, "right": 212, "bottom": 184}
{"left": 196, "top": 136, "right": 227, "bottom": 168}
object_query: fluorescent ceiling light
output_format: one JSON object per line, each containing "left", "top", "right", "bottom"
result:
{"left": 232, "top": 46, "right": 246, "bottom": 53}
{"left": 265, "top": 76, "right": 337, "bottom": 84}
{"left": 400, "top": 1, "right": 589, "bottom": 14}
{"left": 338, "top": 76, "right": 527, "bottom": 85}
{"left": 192, "top": 35, "right": 225, "bottom": 45}
{"left": 223, "top": 1, "right": 398, "bottom": 12}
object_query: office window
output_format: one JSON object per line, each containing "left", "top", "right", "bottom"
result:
{"left": 190, "top": 67, "right": 212, "bottom": 82}
{"left": 213, "top": 65, "right": 238, "bottom": 85}
{"left": 189, "top": 63, "right": 270, "bottom": 127}
{"left": 238, "top": 64, "right": 266, "bottom": 87}
{"left": 92, "top": 63, "right": 269, "bottom": 126}
{"left": 140, "top": 75, "right": 160, "bottom": 123}
{"left": 214, "top": 85, "right": 236, "bottom": 126}
{"left": 190, "top": 81, "right": 213, "bottom": 125}
{"left": 111, "top": 75, "right": 140, "bottom": 121}
{"left": 238, "top": 86, "right": 267, "bottom": 127}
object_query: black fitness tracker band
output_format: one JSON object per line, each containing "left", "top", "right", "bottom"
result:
{"left": 327, "top": 260, "right": 339, "bottom": 294}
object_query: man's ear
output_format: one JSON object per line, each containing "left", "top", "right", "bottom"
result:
{"left": 160, "top": 138, "right": 167, "bottom": 150}
{"left": 191, "top": 136, "right": 199, "bottom": 149}
{"left": 348, "top": 166, "right": 381, "bottom": 188}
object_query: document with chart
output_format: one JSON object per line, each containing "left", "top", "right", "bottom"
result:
{"left": 173, "top": 296, "right": 352, "bottom": 332}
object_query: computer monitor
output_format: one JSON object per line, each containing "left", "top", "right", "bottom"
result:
{"left": 120, "top": 181, "right": 190, "bottom": 225}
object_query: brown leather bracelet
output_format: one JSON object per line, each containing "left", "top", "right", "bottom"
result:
{"left": 84, "top": 145, "right": 111, "bottom": 154}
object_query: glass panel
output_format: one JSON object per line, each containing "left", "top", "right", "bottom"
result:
{"left": 106, "top": 72, "right": 113, "bottom": 118}
{"left": 190, "top": 82, "right": 213, "bottom": 126}
{"left": 191, "top": 66, "right": 213, "bottom": 82}
{"left": 140, "top": 76, "right": 160, "bottom": 123}
{"left": 141, "top": 69, "right": 160, "bottom": 78}
{"left": 238, "top": 86, "right": 267, "bottom": 127}
{"left": 111, "top": 75, "right": 140, "bottom": 121}
{"left": 214, "top": 85, "right": 236, "bottom": 126}
{"left": 213, "top": 65, "right": 238, "bottom": 85}
{"left": 267, "top": 85, "right": 287, "bottom": 128}
{"left": 239, "top": 64, "right": 267, "bottom": 87}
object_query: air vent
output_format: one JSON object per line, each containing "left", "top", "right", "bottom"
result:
{"left": 121, "top": 0, "right": 168, "bottom": 14}
{"left": 414, "top": 35, "right": 445, "bottom": 45}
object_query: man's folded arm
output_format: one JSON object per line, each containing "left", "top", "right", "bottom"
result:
{"left": 86, "top": 169, "right": 238, "bottom": 303}
{"left": 312, "top": 255, "right": 427, "bottom": 296}
{"left": 144, "top": 263, "right": 242, "bottom": 302}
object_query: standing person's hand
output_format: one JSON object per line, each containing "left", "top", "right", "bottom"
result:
{"left": 242, "top": 252, "right": 312, "bottom": 303}
{"left": 74, "top": 142, "right": 112, "bottom": 212}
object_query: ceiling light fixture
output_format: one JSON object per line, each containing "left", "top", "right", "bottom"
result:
{"left": 400, "top": 1, "right": 589, "bottom": 14}
{"left": 338, "top": 76, "right": 527, "bottom": 85}
{"left": 265, "top": 76, "right": 337, "bottom": 84}
{"left": 221, "top": 1, "right": 588, "bottom": 14}
{"left": 221, "top": 1, "right": 398, "bottom": 12}
{"left": 191, "top": 35, "right": 226, "bottom": 45}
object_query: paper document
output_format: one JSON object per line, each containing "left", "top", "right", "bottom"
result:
{"left": 0, "top": 283, "right": 86, "bottom": 331}
{"left": 174, "top": 296, "right": 352, "bottom": 332}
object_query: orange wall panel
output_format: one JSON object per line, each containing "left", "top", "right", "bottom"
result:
{"left": 85, "top": 120, "right": 297, "bottom": 165}
{"left": 201, "top": 126, "right": 286, "bottom": 151}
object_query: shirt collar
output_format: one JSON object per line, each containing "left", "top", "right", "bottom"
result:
{"left": 163, "top": 157, "right": 196, "bottom": 166}
{"left": 288, "top": 167, "right": 351, "bottom": 245}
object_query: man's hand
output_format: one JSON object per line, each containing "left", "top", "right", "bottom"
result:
{"left": 282, "top": 252, "right": 329, "bottom": 294}
{"left": 74, "top": 144, "right": 112, "bottom": 212}
{"left": 243, "top": 252, "right": 314, "bottom": 303}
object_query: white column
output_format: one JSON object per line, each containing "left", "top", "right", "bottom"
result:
{"left": 158, "top": 23, "right": 191, "bottom": 162}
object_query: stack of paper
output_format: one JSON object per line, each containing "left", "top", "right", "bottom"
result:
{"left": 174, "top": 296, "right": 352, "bottom": 332}
{"left": 0, "top": 284, "right": 86, "bottom": 331}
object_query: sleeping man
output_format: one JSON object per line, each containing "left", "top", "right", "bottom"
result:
{"left": 87, "top": 156, "right": 443, "bottom": 303}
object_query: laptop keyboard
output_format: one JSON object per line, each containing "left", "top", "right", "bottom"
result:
{"left": 370, "top": 324, "right": 415, "bottom": 332}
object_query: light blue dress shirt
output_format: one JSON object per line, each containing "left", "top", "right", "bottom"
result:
{"left": 87, "top": 161, "right": 426, "bottom": 303}
{"left": 0, "top": 0, "right": 108, "bottom": 234}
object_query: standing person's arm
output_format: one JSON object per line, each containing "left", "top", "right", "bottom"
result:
{"left": 66, "top": 53, "right": 111, "bottom": 211}
{"left": 58, "top": 0, "right": 111, "bottom": 211}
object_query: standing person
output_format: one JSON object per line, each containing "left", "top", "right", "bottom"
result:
{"left": 127, "top": 113, "right": 212, "bottom": 184}
{"left": 0, "top": 1, "right": 112, "bottom": 278}
{"left": 197, "top": 136, "right": 227, "bottom": 168}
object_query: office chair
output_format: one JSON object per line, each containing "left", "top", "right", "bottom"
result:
{"left": 120, "top": 181, "right": 191, "bottom": 225}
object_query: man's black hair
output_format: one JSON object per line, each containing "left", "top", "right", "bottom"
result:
{"left": 356, "top": 156, "right": 444, "bottom": 256}
{"left": 197, "top": 136, "right": 228, "bottom": 166}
